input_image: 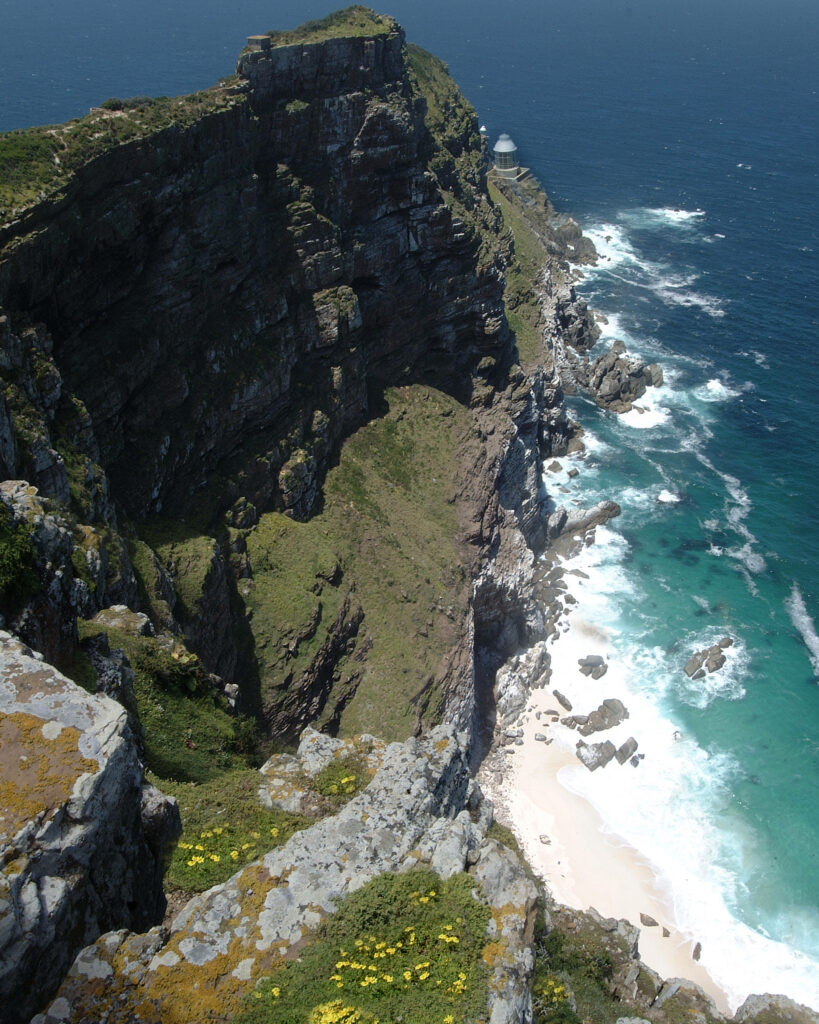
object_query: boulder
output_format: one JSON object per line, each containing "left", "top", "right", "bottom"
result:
{"left": 0, "top": 633, "right": 179, "bottom": 1024}
{"left": 734, "top": 994, "right": 819, "bottom": 1024}
{"left": 578, "top": 653, "right": 606, "bottom": 676}
{"left": 258, "top": 727, "right": 385, "bottom": 816}
{"left": 616, "top": 737, "right": 639, "bottom": 765}
{"left": 574, "top": 342, "right": 664, "bottom": 414}
{"left": 549, "top": 500, "right": 621, "bottom": 542}
{"left": 553, "top": 689, "right": 573, "bottom": 711}
{"left": 684, "top": 639, "right": 733, "bottom": 679}
{"left": 578, "top": 698, "right": 629, "bottom": 736}
{"left": 576, "top": 739, "right": 616, "bottom": 771}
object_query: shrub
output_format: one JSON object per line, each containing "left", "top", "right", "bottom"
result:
{"left": 0, "top": 502, "right": 38, "bottom": 615}
{"left": 236, "top": 869, "right": 491, "bottom": 1024}
{"left": 311, "top": 751, "right": 374, "bottom": 807}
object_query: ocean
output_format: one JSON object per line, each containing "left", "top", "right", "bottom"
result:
{"left": 1, "top": 0, "right": 817, "bottom": 1009}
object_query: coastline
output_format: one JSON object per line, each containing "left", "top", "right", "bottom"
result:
{"left": 479, "top": 557, "right": 733, "bottom": 1015}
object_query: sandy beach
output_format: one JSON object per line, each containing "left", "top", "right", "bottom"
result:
{"left": 480, "top": 599, "right": 733, "bottom": 1014}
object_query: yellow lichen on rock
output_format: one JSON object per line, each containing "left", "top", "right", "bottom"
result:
{"left": 0, "top": 711, "right": 97, "bottom": 841}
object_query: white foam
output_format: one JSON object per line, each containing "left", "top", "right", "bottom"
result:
{"left": 617, "top": 386, "right": 672, "bottom": 430}
{"left": 657, "top": 488, "right": 681, "bottom": 504}
{"left": 583, "top": 221, "right": 727, "bottom": 318}
{"left": 652, "top": 277, "right": 727, "bottom": 318}
{"left": 620, "top": 206, "right": 706, "bottom": 230}
{"left": 583, "top": 222, "right": 648, "bottom": 272}
{"left": 693, "top": 454, "right": 767, "bottom": 582}
{"left": 536, "top": 536, "right": 819, "bottom": 1011}
{"left": 647, "top": 206, "right": 706, "bottom": 224}
{"left": 697, "top": 378, "right": 741, "bottom": 402}
{"left": 785, "top": 583, "right": 819, "bottom": 677}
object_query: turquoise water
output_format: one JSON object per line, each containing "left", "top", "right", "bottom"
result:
{"left": 1, "top": 0, "right": 817, "bottom": 1007}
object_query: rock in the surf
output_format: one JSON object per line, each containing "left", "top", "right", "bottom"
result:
{"left": 575, "top": 739, "right": 616, "bottom": 771}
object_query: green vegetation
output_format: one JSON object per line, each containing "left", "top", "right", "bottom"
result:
{"left": 265, "top": 7, "right": 395, "bottom": 48}
{"left": 0, "top": 86, "right": 242, "bottom": 218}
{"left": 406, "top": 43, "right": 496, "bottom": 260}
{"left": 236, "top": 869, "right": 490, "bottom": 1024}
{"left": 77, "top": 620, "right": 248, "bottom": 784}
{"left": 311, "top": 750, "right": 374, "bottom": 808}
{"left": 158, "top": 768, "right": 308, "bottom": 892}
{"left": 533, "top": 919, "right": 622, "bottom": 1024}
{"left": 137, "top": 518, "right": 216, "bottom": 624}
{"left": 488, "top": 182, "right": 546, "bottom": 367}
{"left": 242, "top": 385, "right": 471, "bottom": 740}
{"left": 0, "top": 500, "right": 38, "bottom": 616}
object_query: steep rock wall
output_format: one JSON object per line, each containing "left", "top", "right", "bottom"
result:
{"left": 0, "top": 631, "right": 180, "bottom": 1024}
{"left": 0, "top": 19, "right": 509, "bottom": 524}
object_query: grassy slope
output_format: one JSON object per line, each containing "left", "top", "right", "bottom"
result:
{"left": 243, "top": 385, "right": 471, "bottom": 740}
{"left": 488, "top": 181, "right": 547, "bottom": 369}
{"left": 0, "top": 87, "right": 241, "bottom": 221}
{"left": 264, "top": 6, "right": 395, "bottom": 46}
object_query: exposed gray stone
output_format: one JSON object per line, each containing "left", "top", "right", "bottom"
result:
{"left": 576, "top": 739, "right": 616, "bottom": 771}
{"left": 0, "top": 635, "right": 179, "bottom": 1024}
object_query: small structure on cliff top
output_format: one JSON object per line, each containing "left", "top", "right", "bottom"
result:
{"left": 492, "top": 133, "right": 522, "bottom": 178}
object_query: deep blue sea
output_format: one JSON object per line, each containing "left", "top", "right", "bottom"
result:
{"left": 2, "top": 0, "right": 817, "bottom": 1009}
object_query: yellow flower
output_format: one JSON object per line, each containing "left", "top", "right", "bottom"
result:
{"left": 419, "top": 971, "right": 429, "bottom": 981}
{"left": 270, "top": 827, "right": 279, "bottom": 837}
{"left": 213, "top": 826, "right": 223, "bottom": 835}
{"left": 444, "top": 1017, "right": 454, "bottom": 1024}
{"left": 386, "top": 947, "right": 395, "bottom": 955}
{"left": 381, "top": 974, "right": 393, "bottom": 983}
{"left": 251, "top": 831, "right": 261, "bottom": 839}
{"left": 194, "top": 844, "right": 204, "bottom": 851}
{"left": 403, "top": 971, "right": 412, "bottom": 981}
{"left": 270, "top": 986, "right": 280, "bottom": 998}
{"left": 230, "top": 850, "right": 239, "bottom": 860}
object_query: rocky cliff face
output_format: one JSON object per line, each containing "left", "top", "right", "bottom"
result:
{"left": 0, "top": 631, "right": 180, "bottom": 1024}
{"left": 0, "top": 19, "right": 508, "bottom": 525}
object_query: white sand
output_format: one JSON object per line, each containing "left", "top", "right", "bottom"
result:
{"left": 481, "top": 608, "right": 732, "bottom": 1014}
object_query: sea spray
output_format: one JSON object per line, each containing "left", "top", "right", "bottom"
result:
{"left": 785, "top": 583, "right": 819, "bottom": 678}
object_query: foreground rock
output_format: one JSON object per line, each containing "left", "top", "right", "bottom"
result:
{"left": 0, "top": 633, "right": 179, "bottom": 1024}
{"left": 34, "top": 726, "right": 538, "bottom": 1024}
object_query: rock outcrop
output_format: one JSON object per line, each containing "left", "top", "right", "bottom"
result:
{"left": 0, "top": 633, "right": 180, "bottom": 1024}
{"left": 33, "top": 726, "right": 539, "bottom": 1024}
{"left": 684, "top": 637, "right": 734, "bottom": 679}
{"left": 573, "top": 340, "right": 664, "bottom": 413}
